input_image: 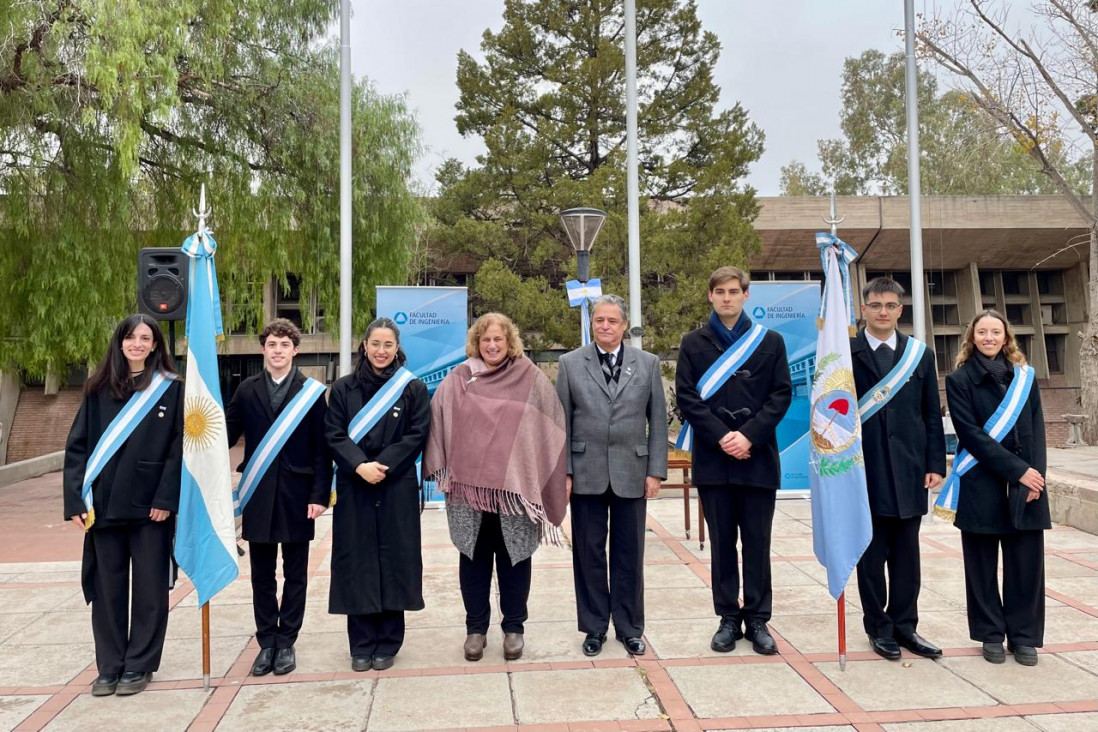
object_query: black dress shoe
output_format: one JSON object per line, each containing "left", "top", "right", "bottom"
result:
{"left": 745, "top": 621, "right": 778, "bottom": 655}
{"left": 351, "top": 655, "right": 372, "bottom": 672}
{"left": 870, "top": 636, "right": 902, "bottom": 660}
{"left": 710, "top": 621, "right": 743, "bottom": 653}
{"left": 895, "top": 632, "right": 942, "bottom": 659}
{"left": 372, "top": 654, "right": 395, "bottom": 671}
{"left": 115, "top": 671, "right": 151, "bottom": 696}
{"left": 91, "top": 674, "right": 120, "bottom": 697}
{"left": 251, "top": 647, "right": 276, "bottom": 676}
{"left": 1008, "top": 642, "right": 1038, "bottom": 666}
{"left": 616, "top": 636, "right": 646, "bottom": 655}
{"left": 273, "top": 646, "right": 296, "bottom": 675}
{"left": 982, "top": 641, "right": 1006, "bottom": 664}
{"left": 582, "top": 633, "right": 607, "bottom": 657}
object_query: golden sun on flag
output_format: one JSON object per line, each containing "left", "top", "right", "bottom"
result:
{"left": 184, "top": 396, "right": 222, "bottom": 452}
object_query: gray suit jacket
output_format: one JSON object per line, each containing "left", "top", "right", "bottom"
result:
{"left": 556, "top": 343, "right": 669, "bottom": 497}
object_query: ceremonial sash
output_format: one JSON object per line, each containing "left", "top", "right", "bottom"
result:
{"left": 933, "top": 364, "right": 1035, "bottom": 520}
{"left": 80, "top": 372, "right": 176, "bottom": 530}
{"left": 675, "top": 323, "right": 768, "bottom": 452}
{"left": 330, "top": 367, "right": 416, "bottom": 506}
{"left": 233, "top": 377, "right": 327, "bottom": 517}
{"left": 858, "top": 338, "right": 927, "bottom": 422}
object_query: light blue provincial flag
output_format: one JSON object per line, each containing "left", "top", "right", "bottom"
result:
{"left": 809, "top": 235, "right": 873, "bottom": 600}
{"left": 565, "top": 278, "right": 602, "bottom": 346}
{"left": 175, "top": 228, "right": 239, "bottom": 605}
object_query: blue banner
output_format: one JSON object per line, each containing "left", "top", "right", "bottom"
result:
{"left": 747, "top": 282, "right": 821, "bottom": 491}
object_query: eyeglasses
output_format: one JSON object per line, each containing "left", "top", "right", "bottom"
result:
{"left": 865, "top": 302, "right": 901, "bottom": 312}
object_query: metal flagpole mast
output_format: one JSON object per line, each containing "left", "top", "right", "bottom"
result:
{"left": 338, "top": 0, "right": 353, "bottom": 376}
{"left": 904, "top": 0, "right": 927, "bottom": 343}
{"left": 193, "top": 183, "right": 213, "bottom": 691}
{"left": 624, "top": 0, "right": 642, "bottom": 347}
{"left": 823, "top": 191, "right": 848, "bottom": 671}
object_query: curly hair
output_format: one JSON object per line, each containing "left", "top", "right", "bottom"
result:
{"left": 259, "top": 317, "right": 302, "bottom": 347}
{"left": 465, "top": 312, "right": 524, "bottom": 360}
{"left": 955, "top": 309, "right": 1027, "bottom": 368}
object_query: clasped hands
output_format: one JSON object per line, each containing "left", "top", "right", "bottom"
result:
{"left": 1019, "top": 467, "right": 1045, "bottom": 503}
{"left": 719, "top": 430, "right": 752, "bottom": 460}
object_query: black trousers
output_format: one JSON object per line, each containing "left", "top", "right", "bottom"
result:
{"left": 697, "top": 484, "right": 776, "bottom": 625}
{"left": 347, "top": 611, "right": 406, "bottom": 657}
{"left": 459, "top": 512, "right": 531, "bottom": 635}
{"left": 89, "top": 521, "right": 173, "bottom": 676}
{"left": 961, "top": 530, "right": 1045, "bottom": 646}
{"left": 856, "top": 514, "right": 922, "bottom": 638}
{"left": 570, "top": 488, "right": 646, "bottom": 638}
{"left": 249, "top": 540, "right": 310, "bottom": 650}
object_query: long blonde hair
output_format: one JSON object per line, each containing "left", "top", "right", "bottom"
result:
{"left": 955, "top": 309, "right": 1027, "bottom": 369}
{"left": 465, "top": 312, "right": 525, "bottom": 360}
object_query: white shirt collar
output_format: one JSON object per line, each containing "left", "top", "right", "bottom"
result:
{"left": 865, "top": 330, "right": 898, "bottom": 351}
{"left": 268, "top": 370, "right": 291, "bottom": 386}
{"left": 595, "top": 343, "right": 623, "bottom": 360}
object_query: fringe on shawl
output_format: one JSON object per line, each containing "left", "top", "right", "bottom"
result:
{"left": 426, "top": 468, "right": 566, "bottom": 548}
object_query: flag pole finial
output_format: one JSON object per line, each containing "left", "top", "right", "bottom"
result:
{"left": 823, "top": 191, "right": 845, "bottom": 237}
{"left": 193, "top": 183, "right": 212, "bottom": 233}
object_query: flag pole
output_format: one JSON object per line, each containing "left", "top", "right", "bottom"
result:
{"left": 193, "top": 183, "right": 213, "bottom": 692}
{"left": 837, "top": 592, "right": 847, "bottom": 671}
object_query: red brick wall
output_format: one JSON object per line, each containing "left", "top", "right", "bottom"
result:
{"left": 938, "top": 378, "right": 1082, "bottom": 449}
{"left": 6, "top": 388, "right": 84, "bottom": 462}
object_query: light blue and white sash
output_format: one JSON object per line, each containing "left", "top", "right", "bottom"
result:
{"left": 330, "top": 367, "right": 416, "bottom": 506}
{"left": 81, "top": 372, "right": 176, "bottom": 530}
{"left": 858, "top": 338, "right": 927, "bottom": 422}
{"left": 233, "top": 377, "right": 327, "bottom": 517}
{"left": 675, "top": 323, "right": 768, "bottom": 452}
{"left": 933, "top": 364, "right": 1035, "bottom": 519}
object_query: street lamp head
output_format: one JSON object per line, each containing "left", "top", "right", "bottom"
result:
{"left": 559, "top": 207, "right": 607, "bottom": 253}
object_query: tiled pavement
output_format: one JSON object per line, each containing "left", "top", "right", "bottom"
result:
{"left": 1, "top": 469, "right": 1097, "bottom": 732}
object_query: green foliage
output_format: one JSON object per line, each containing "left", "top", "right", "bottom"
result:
{"left": 781, "top": 49, "right": 1089, "bottom": 196}
{"left": 0, "top": 0, "right": 423, "bottom": 377}
{"left": 428, "top": 0, "right": 764, "bottom": 353}
{"left": 778, "top": 160, "right": 829, "bottom": 196}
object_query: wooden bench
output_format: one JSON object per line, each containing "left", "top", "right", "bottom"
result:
{"left": 668, "top": 451, "right": 705, "bottom": 549}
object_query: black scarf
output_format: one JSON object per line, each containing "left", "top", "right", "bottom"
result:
{"left": 975, "top": 351, "right": 1012, "bottom": 387}
{"left": 354, "top": 350, "right": 408, "bottom": 396}
{"left": 709, "top": 310, "right": 752, "bottom": 350}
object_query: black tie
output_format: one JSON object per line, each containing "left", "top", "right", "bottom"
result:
{"left": 873, "top": 343, "right": 894, "bottom": 377}
{"left": 601, "top": 351, "right": 619, "bottom": 384}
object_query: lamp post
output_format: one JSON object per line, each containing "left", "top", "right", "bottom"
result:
{"left": 560, "top": 207, "right": 607, "bottom": 284}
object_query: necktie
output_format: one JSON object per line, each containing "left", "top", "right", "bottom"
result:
{"left": 601, "top": 351, "right": 619, "bottom": 384}
{"left": 873, "top": 343, "right": 894, "bottom": 377}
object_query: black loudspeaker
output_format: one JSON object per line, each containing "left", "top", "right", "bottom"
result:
{"left": 137, "top": 248, "right": 189, "bottom": 320}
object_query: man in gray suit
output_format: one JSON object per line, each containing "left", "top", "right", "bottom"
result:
{"left": 556, "top": 294, "right": 668, "bottom": 657}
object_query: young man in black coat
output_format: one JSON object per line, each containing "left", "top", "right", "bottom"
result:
{"left": 675, "top": 266, "right": 792, "bottom": 655}
{"left": 226, "top": 319, "right": 330, "bottom": 677}
{"left": 850, "top": 278, "right": 946, "bottom": 660}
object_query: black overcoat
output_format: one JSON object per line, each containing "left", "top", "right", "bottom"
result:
{"left": 675, "top": 321, "right": 793, "bottom": 488}
{"left": 326, "top": 372, "right": 430, "bottom": 615}
{"left": 63, "top": 379, "right": 184, "bottom": 524}
{"left": 851, "top": 330, "right": 947, "bottom": 518}
{"left": 945, "top": 357, "right": 1051, "bottom": 534}
{"left": 225, "top": 369, "right": 331, "bottom": 544}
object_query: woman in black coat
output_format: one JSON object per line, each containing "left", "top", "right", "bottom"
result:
{"left": 326, "top": 317, "right": 430, "bottom": 672}
{"left": 63, "top": 314, "right": 183, "bottom": 697}
{"left": 945, "top": 309, "right": 1049, "bottom": 667}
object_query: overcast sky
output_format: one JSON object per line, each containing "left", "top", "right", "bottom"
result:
{"left": 349, "top": 1, "right": 909, "bottom": 196}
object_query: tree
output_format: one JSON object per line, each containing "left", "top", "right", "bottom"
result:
{"left": 0, "top": 1, "right": 423, "bottom": 378}
{"left": 916, "top": 0, "right": 1098, "bottom": 441}
{"left": 778, "top": 160, "right": 829, "bottom": 196}
{"left": 781, "top": 49, "right": 1088, "bottom": 196}
{"left": 430, "top": 0, "right": 764, "bottom": 352}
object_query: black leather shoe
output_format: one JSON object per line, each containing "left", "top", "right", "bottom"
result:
{"left": 582, "top": 633, "right": 607, "bottom": 657}
{"left": 982, "top": 641, "right": 1006, "bottom": 664}
{"left": 710, "top": 621, "right": 743, "bottom": 653}
{"left": 870, "top": 636, "right": 902, "bottom": 660}
{"left": 1008, "top": 643, "right": 1038, "bottom": 666}
{"left": 616, "top": 636, "right": 646, "bottom": 655}
{"left": 91, "top": 674, "right": 120, "bottom": 697}
{"left": 372, "top": 654, "right": 395, "bottom": 671}
{"left": 251, "top": 647, "right": 275, "bottom": 676}
{"left": 351, "top": 655, "right": 372, "bottom": 672}
{"left": 273, "top": 646, "right": 296, "bottom": 675}
{"left": 745, "top": 621, "right": 778, "bottom": 655}
{"left": 115, "top": 671, "right": 151, "bottom": 696}
{"left": 895, "top": 632, "right": 942, "bottom": 659}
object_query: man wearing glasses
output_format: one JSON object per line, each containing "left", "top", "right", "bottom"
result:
{"left": 850, "top": 277, "right": 946, "bottom": 660}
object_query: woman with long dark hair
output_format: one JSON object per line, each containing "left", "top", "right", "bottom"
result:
{"left": 64, "top": 314, "right": 183, "bottom": 696}
{"left": 326, "top": 317, "right": 430, "bottom": 672}
{"left": 943, "top": 310, "right": 1049, "bottom": 666}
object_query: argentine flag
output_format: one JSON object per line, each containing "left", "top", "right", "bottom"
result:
{"left": 809, "top": 234, "right": 873, "bottom": 600}
{"left": 175, "top": 227, "right": 239, "bottom": 605}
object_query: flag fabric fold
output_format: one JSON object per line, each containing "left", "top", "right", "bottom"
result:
{"left": 565, "top": 278, "right": 602, "bottom": 346}
{"left": 174, "top": 228, "right": 239, "bottom": 606}
{"left": 809, "top": 234, "right": 873, "bottom": 601}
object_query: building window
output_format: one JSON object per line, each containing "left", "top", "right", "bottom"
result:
{"left": 1005, "top": 303, "right": 1031, "bottom": 326}
{"left": 927, "top": 270, "right": 957, "bottom": 297}
{"left": 979, "top": 270, "right": 996, "bottom": 299}
{"left": 1045, "top": 334, "right": 1065, "bottom": 374}
{"left": 935, "top": 335, "right": 959, "bottom": 374}
{"left": 1016, "top": 334, "right": 1033, "bottom": 361}
{"left": 1002, "top": 271, "right": 1028, "bottom": 296}
{"left": 931, "top": 304, "right": 960, "bottom": 326}
{"left": 1036, "top": 271, "right": 1064, "bottom": 297}
{"left": 275, "top": 274, "right": 325, "bottom": 334}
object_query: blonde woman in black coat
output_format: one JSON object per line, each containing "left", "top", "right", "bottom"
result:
{"left": 945, "top": 310, "right": 1049, "bottom": 667}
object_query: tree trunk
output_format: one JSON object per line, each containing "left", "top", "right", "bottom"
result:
{"left": 1082, "top": 225, "right": 1098, "bottom": 445}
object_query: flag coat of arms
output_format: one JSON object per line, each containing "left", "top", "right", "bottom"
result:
{"left": 174, "top": 229, "right": 239, "bottom": 605}
{"left": 810, "top": 235, "right": 873, "bottom": 600}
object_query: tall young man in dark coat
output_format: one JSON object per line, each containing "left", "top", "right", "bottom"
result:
{"left": 226, "top": 318, "right": 330, "bottom": 676}
{"left": 675, "top": 266, "right": 792, "bottom": 655}
{"left": 850, "top": 277, "right": 946, "bottom": 660}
